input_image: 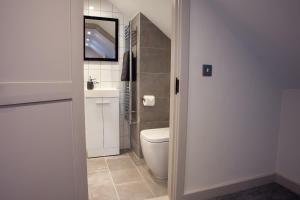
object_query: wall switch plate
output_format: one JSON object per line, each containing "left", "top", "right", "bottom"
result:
{"left": 203, "top": 64, "right": 212, "bottom": 76}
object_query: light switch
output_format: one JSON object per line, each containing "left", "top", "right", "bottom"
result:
{"left": 203, "top": 64, "right": 212, "bottom": 76}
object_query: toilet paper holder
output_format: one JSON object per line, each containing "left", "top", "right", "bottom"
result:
{"left": 142, "top": 95, "right": 155, "bottom": 106}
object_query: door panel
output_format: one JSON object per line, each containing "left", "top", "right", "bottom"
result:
{"left": 0, "top": 0, "right": 71, "bottom": 82}
{"left": 0, "top": 101, "right": 75, "bottom": 200}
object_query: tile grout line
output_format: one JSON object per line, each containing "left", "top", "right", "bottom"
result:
{"left": 115, "top": 180, "right": 146, "bottom": 186}
{"left": 128, "top": 154, "right": 156, "bottom": 197}
{"left": 104, "top": 158, "right": 121, "bottom": 200}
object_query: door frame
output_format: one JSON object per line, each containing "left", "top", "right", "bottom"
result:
{"left": 77, "top": 0, "right": 191, "bottom": 199}
{"left": 168, "top": 0, "right": 190, "bottom": 199}
{"left": 68, "top": 0, "right": 89, "bottom": 199}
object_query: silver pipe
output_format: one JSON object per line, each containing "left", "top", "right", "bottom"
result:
{"left": 129, "top": 22, "right": 132, "bottom": 125}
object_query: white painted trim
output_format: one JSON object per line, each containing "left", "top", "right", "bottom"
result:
{"left": 168, "top": 0, "right": 190, "bottom": 200}
{"left": 70, "top": 0, "right": 89, "bottom": 199}
{"left": 180, "top": 173, "right": 300, "bottom": 199}
{"left": 276, "top": 174, "right": 300, "bottom": 195}
{"left": 183, "top": 174, "right": 276, "bottom": 200}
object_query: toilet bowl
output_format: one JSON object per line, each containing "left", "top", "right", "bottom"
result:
{"left": 140, "top": 127, "right": 169, "bottom": 179}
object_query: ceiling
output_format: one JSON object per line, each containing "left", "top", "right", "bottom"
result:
{"left": 208, "top": 0, "right": 300, "bottom": 88}
{"left": 108, "top": 0, "right": 172, "bottom": 38}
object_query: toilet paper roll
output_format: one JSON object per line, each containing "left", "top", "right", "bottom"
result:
{"left": 143, "top": 95, "right": 155, "bottom": 106}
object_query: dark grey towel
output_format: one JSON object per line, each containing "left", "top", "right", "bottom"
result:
{"left": 121, "top": 51, "right": 130, "bottom": 81}
{"left": 121, "top": 51, "right": 136, "bottom": 81}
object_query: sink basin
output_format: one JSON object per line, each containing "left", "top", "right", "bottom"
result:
{"left": 85, "top": 88, "right": 119, "bottom": 98}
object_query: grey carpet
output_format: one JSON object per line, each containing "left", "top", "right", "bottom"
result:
{"left": 212, "top": 183, "right": 300, "bottom": 200}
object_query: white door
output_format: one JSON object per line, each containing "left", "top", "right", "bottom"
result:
{"left": 0, "top": 1, "right": 88, "bottom": 200}
{"left": 85, "top": 98, "right": 104, "bottom": 157}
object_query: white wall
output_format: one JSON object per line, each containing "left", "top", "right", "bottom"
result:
{"left": 184, "top": 0, "right": 282, "bottom": 193}
{"left": 108, "top": 0, "right": 172, "bottom": 38}
{"left": 83, "top": 0, "right": 130, "bottom": 149}
{"left": 83, "top": 0, "right": 128, "bottom": 89}
{"left": 276, "top": 90, "right": 300, "bottom": 184}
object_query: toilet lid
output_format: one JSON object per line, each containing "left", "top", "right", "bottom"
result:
{"left": 140, "top": 128, "right": 169, "bottom": 143}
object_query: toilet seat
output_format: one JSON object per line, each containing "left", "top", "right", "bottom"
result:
{"left": 140, "top": 128, "right": 169, "bottom": 143}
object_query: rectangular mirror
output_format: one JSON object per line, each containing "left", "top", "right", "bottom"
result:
{"left": 84, "top": 16, "right": 119, "bottom": 61}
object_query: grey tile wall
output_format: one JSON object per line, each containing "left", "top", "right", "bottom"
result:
{"left": 130, "top": 13, "right": 171, "bottom": 158}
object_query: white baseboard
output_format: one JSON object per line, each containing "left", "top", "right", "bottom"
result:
{"left": 276, "top": 174, "right": 300, "bottom": 195}
{"left": 182, "top": 173, "right": 300, "bottom": 200}
{"left": 183, "top": 174, "right": 276, "bottom": 200}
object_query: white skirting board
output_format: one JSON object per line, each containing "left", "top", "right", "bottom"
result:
{"left": 182, "top": 173, "right": 300, "bottom": 200}
{"left": 276, "top": 174, "right": 300, "bottom": 195}
{"left": 183, "top": 174, "right": 276, "bottom": 200}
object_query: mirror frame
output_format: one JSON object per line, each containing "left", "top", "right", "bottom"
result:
{"left": 84, "top": 16, "right": 119, "bottom": 62}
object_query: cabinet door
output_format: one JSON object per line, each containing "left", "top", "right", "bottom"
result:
{"left": 102, "top": 98, "right": 120, "bottom": 151}
{"left": 85, "top": 98, "right": 103, "bottom": 157}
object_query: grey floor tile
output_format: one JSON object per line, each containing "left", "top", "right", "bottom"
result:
{"left": 88, "top": 169, "right": 111, "bottom": 186}
{"left": 106, "top": 157, "right": 135, "bottom": 171}
{"left": 129, "top": 151, "right": 146, "bottom": 166}
{"left": 89, "top": 183, "right": 118, "bottom": 200}
{"left": 137, "top": 164, "right": 168, "bottom": 197}
{"left": 87, "top": 157, "right": 107, "bottom": 175}
{"left": 116, "top": 181, "right": 154, "bottom": 200}
{"left": 87, "top": 151, "right": 168, "bottom": 200}
{"left": 110, "top": 168, "right": 142, "bottom": 184}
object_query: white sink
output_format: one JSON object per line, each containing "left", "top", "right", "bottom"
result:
{"left": 85, "top": 88, "right": 119, "bottom": 98}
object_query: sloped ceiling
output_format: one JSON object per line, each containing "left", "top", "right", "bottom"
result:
{"left": 109, "top": 0, "right": 172, "bottom": 38}
{"left": 209, "top": 0, "right": 300, "bottom": 88}
{"left": 110, "top": 0, "right": 300, "bottom": 88}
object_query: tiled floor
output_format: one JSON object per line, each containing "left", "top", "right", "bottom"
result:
{"left": 87, "top": 151, "right": 168, "bottom": 200}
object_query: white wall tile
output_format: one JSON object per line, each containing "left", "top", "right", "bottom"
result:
{"left": 113, "top": 5, "right": 120, "bottom": 13}
{"left": 89, "top": 10, "right": 101, "bottom": 17}
{"left": 84, "top": 69, "right": 89, "bottom": 83}
{"left": 113, "top": 13, "right": 124, "bottom": 25}
{"left": 124, "top": 16, "right": 129, "bottom": 25}
{"left": 84, "top": 0, "right": 89, "bottom": 10}
{"left": 100, "top": 69, "right": 111, "bottom": 81}
{"left": 119, "top": 47, "right": 125, "bottom": 58}
{"left": 100, "top": 82, "right": 113, "bottom": 88}
{"left": 119, "top": 25, "right": 124, "bottom": 37}
{"left": 89, "top": 61, "right": 101, "bottom": 69}
{"left": 112, "top": 82, "right": 121, "bottom": 89}
{"left": 111, "top": 70, "right": 120, "bottom": 82}
{"left": 100, "top": 0, "right": 113, "bottom": 12}
{"left": 89, "top": 0, "right": 100, "bottom": 10}
{"left": 100, "top": 64, "right": 111, "bottom": 70}
{"left": 100, "top": 11, "right": 112, "bottom": 18}
{"left": 111, "top": 63, "right": 121, "bottom": 71}
{"left": 84, "top": 0, "right": 128, "bottom": 89}
{"left": 119, "top": 36, "right": 125, "bottom": 48}
{"left": 84, "top": 62, "right": 89, "bottom": 70}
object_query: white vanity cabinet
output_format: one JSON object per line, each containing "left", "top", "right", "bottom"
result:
{"left": 85, "top": 89, "right": 119, "bottom": 157}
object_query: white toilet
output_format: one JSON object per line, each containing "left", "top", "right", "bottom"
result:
{"left": 140, "top": 127, "right": 169, "bottom": 179}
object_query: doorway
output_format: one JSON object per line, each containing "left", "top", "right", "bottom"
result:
{"left": 82, "top": 1, "right": 176, "bottom": 199}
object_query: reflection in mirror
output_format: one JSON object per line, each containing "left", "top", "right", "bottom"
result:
{"left": 84, "top": 16, "right": 118, "bottom": 61}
